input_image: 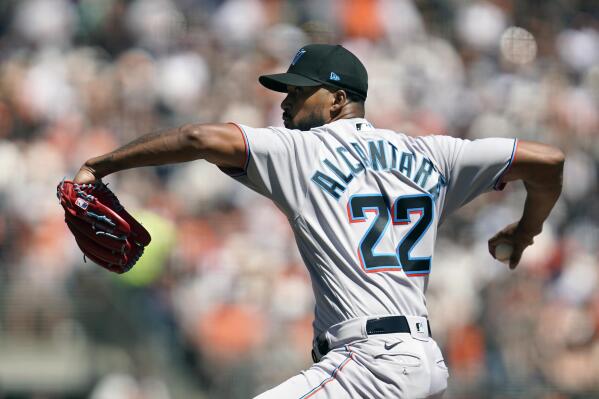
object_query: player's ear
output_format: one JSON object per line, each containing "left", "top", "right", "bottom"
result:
{"left": 329, "top": 89, "right": 348, "bottom": 115}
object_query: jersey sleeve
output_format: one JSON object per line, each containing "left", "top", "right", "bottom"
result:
{"left": 418, "top": 135, "right": 518, "bottom": 222}
{"left": 221, "top": 123, "right": 320, "bottom": 218}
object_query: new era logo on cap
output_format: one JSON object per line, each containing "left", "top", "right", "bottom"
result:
{"left": 329, "top": 72, "right": 341, "bottom": 81}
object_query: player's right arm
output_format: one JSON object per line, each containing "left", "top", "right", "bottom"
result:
{"left": 488, "top": 140, "right": 565, "bottom": 268}
{"left": 73, "top": 123, "right": 247, "bottom": 183}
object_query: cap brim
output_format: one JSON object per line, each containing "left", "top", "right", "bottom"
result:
{"left": 259, "top": 73, "right": 322, "bottom": 93}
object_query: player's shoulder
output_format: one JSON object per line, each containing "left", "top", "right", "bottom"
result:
{"left": 240, "top": 123, "right": 321, "bottom": 144}
{"left": 408, "top": 133, "right": 463, "bottom": 151}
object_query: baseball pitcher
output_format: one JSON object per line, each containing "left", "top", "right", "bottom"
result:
{"left": 71, "top": 45, "right": 564, "bottom": 398}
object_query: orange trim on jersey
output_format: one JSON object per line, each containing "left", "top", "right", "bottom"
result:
{"left": 347, "top": 204, "right": 378, "bottom": 224}
{"left": 392, "top": 209, "right": 423, "bottom": 226}
{"left": 357, "top": 250, "right": 403, "bottom": 274}
{"left": 299, "top": 352, "right": 354, "bottom": 399}
{"left": 346, "top": 201, "right": 359, "bottom": 223}
{"left": 365, "top": 267, "right": 403, "bottom": 273}
{"left": 357, "top": 249, "right": 364, "bottom": 269}
{"left": 228, "top": 122, "right": 250, "bottom": 172}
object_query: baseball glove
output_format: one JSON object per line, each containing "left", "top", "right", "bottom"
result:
{"left": 57, "top": 180, "right": 151, "bottom": 273}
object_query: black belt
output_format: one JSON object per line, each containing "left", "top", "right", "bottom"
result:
{"left": 312, "top": 316, "right": 432, "bottom": 362}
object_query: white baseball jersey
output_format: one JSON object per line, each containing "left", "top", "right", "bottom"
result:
{"left": 227, "top": 118, "right": 517, "bottom": 337}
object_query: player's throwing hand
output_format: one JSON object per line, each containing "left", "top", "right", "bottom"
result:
{"left": 488, "top": 222, "right": 534, "bottom": 269}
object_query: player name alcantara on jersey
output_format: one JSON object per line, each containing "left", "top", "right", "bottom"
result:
{"left": 310, "top": 139, "right": 447, "bottom": 201}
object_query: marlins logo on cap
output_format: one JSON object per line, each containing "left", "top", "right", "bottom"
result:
{"left": 291, "top": 49, "right": 306, "bottom": 65}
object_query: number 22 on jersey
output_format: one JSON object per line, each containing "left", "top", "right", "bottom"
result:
{"left": 346, "top": 193, "right": 434, "bottom": 276}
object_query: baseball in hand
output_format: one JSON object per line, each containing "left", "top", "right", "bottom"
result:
{"left": 494, "top": 243, "right": 513, "bottom": 263}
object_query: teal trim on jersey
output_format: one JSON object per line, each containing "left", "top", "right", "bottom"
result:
{"left": 348, "top": 194, "right": 401, "bottom": 271}
{"left": 350, "top": 142, "right": 370, "bottom": 167}
{"left": 368, "top": 140, "right": 388, "bottom": 171}
{"left": 389, "top": 142, "right": 399, "bottom": 169}
{"left": 336, "top": 147, "right": 364, "bottom": 175}
{"left": 398, "top": 151, "right": 413, "bottom": 177}
{"left": 392, "top": 194, "right": 434, "bottom": 275}
{"left": 428, "top": 173, "right": 447, "bottom": 202}
{"left": 324, "top": 159, "right": 354, "bottom": 184}
{"left": 346, "top": 193, "right": 435, "bottom": 274}
{"left": 311, "top": 171, "right": 346, "bottom": 200}
{"left": 311, "top": 140, "right": 442, "bottom": 202}
{"left": 413, "top": 158, "right": 435, "bottom": 188}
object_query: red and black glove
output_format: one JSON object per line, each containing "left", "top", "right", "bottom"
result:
{"left": 57, "top": 180, "right": 151, "bottom": 273}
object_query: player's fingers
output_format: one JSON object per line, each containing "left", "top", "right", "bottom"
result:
{"left": 488, "top": 240, "right": 495, "bottom": 256}
{"left": 73, "top": 165, "right": 99, "bottom": 185}
{"left": 488, "top": 224, "right": 516, "bottom": 244}
{"left": 488, "top": 235, "right": 505, "bottom": 254}
{"left": 508, "top": 245, "right": 525, "bottom": 269}
{"left": 488, "top": 231, "right": 503, "bottom": 244}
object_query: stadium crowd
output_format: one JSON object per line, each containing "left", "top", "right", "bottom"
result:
{"left": 0, "top": 0, "right": 597, "bottom": 398}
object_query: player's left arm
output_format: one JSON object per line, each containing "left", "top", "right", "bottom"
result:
{"left": 488, "top": 140, "right": 565, "bottom": 269}
{"left": 73, "top": 123, "right": 246, "bottom": 183}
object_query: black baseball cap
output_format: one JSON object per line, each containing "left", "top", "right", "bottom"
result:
{"left": 259, "top": 44, "right": 368, "bottom": 100}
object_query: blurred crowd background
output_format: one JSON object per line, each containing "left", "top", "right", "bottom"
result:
{"left": 0, "top": 0, "right": 597, "bottom": 398}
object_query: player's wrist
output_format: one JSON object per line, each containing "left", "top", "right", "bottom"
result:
{"left": 83, "top": 157, "right": 111, "bottom": 180}
{"left": 73, "top": 161, "right": 103, "bottom": 184}
{"left": 514, "top": 222, "right": 540, "bottom": 241}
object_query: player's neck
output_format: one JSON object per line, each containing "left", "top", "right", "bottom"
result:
{"left": 329, "top": 103, "right": 365, "bottom": 123}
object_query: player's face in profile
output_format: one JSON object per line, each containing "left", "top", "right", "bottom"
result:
{"left": 281, "top": 85, "right": 332, "bottom": 131}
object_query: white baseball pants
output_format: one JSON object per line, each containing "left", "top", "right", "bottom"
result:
{"left": 254, "top": 316, "right": 448, "bottom": 399}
